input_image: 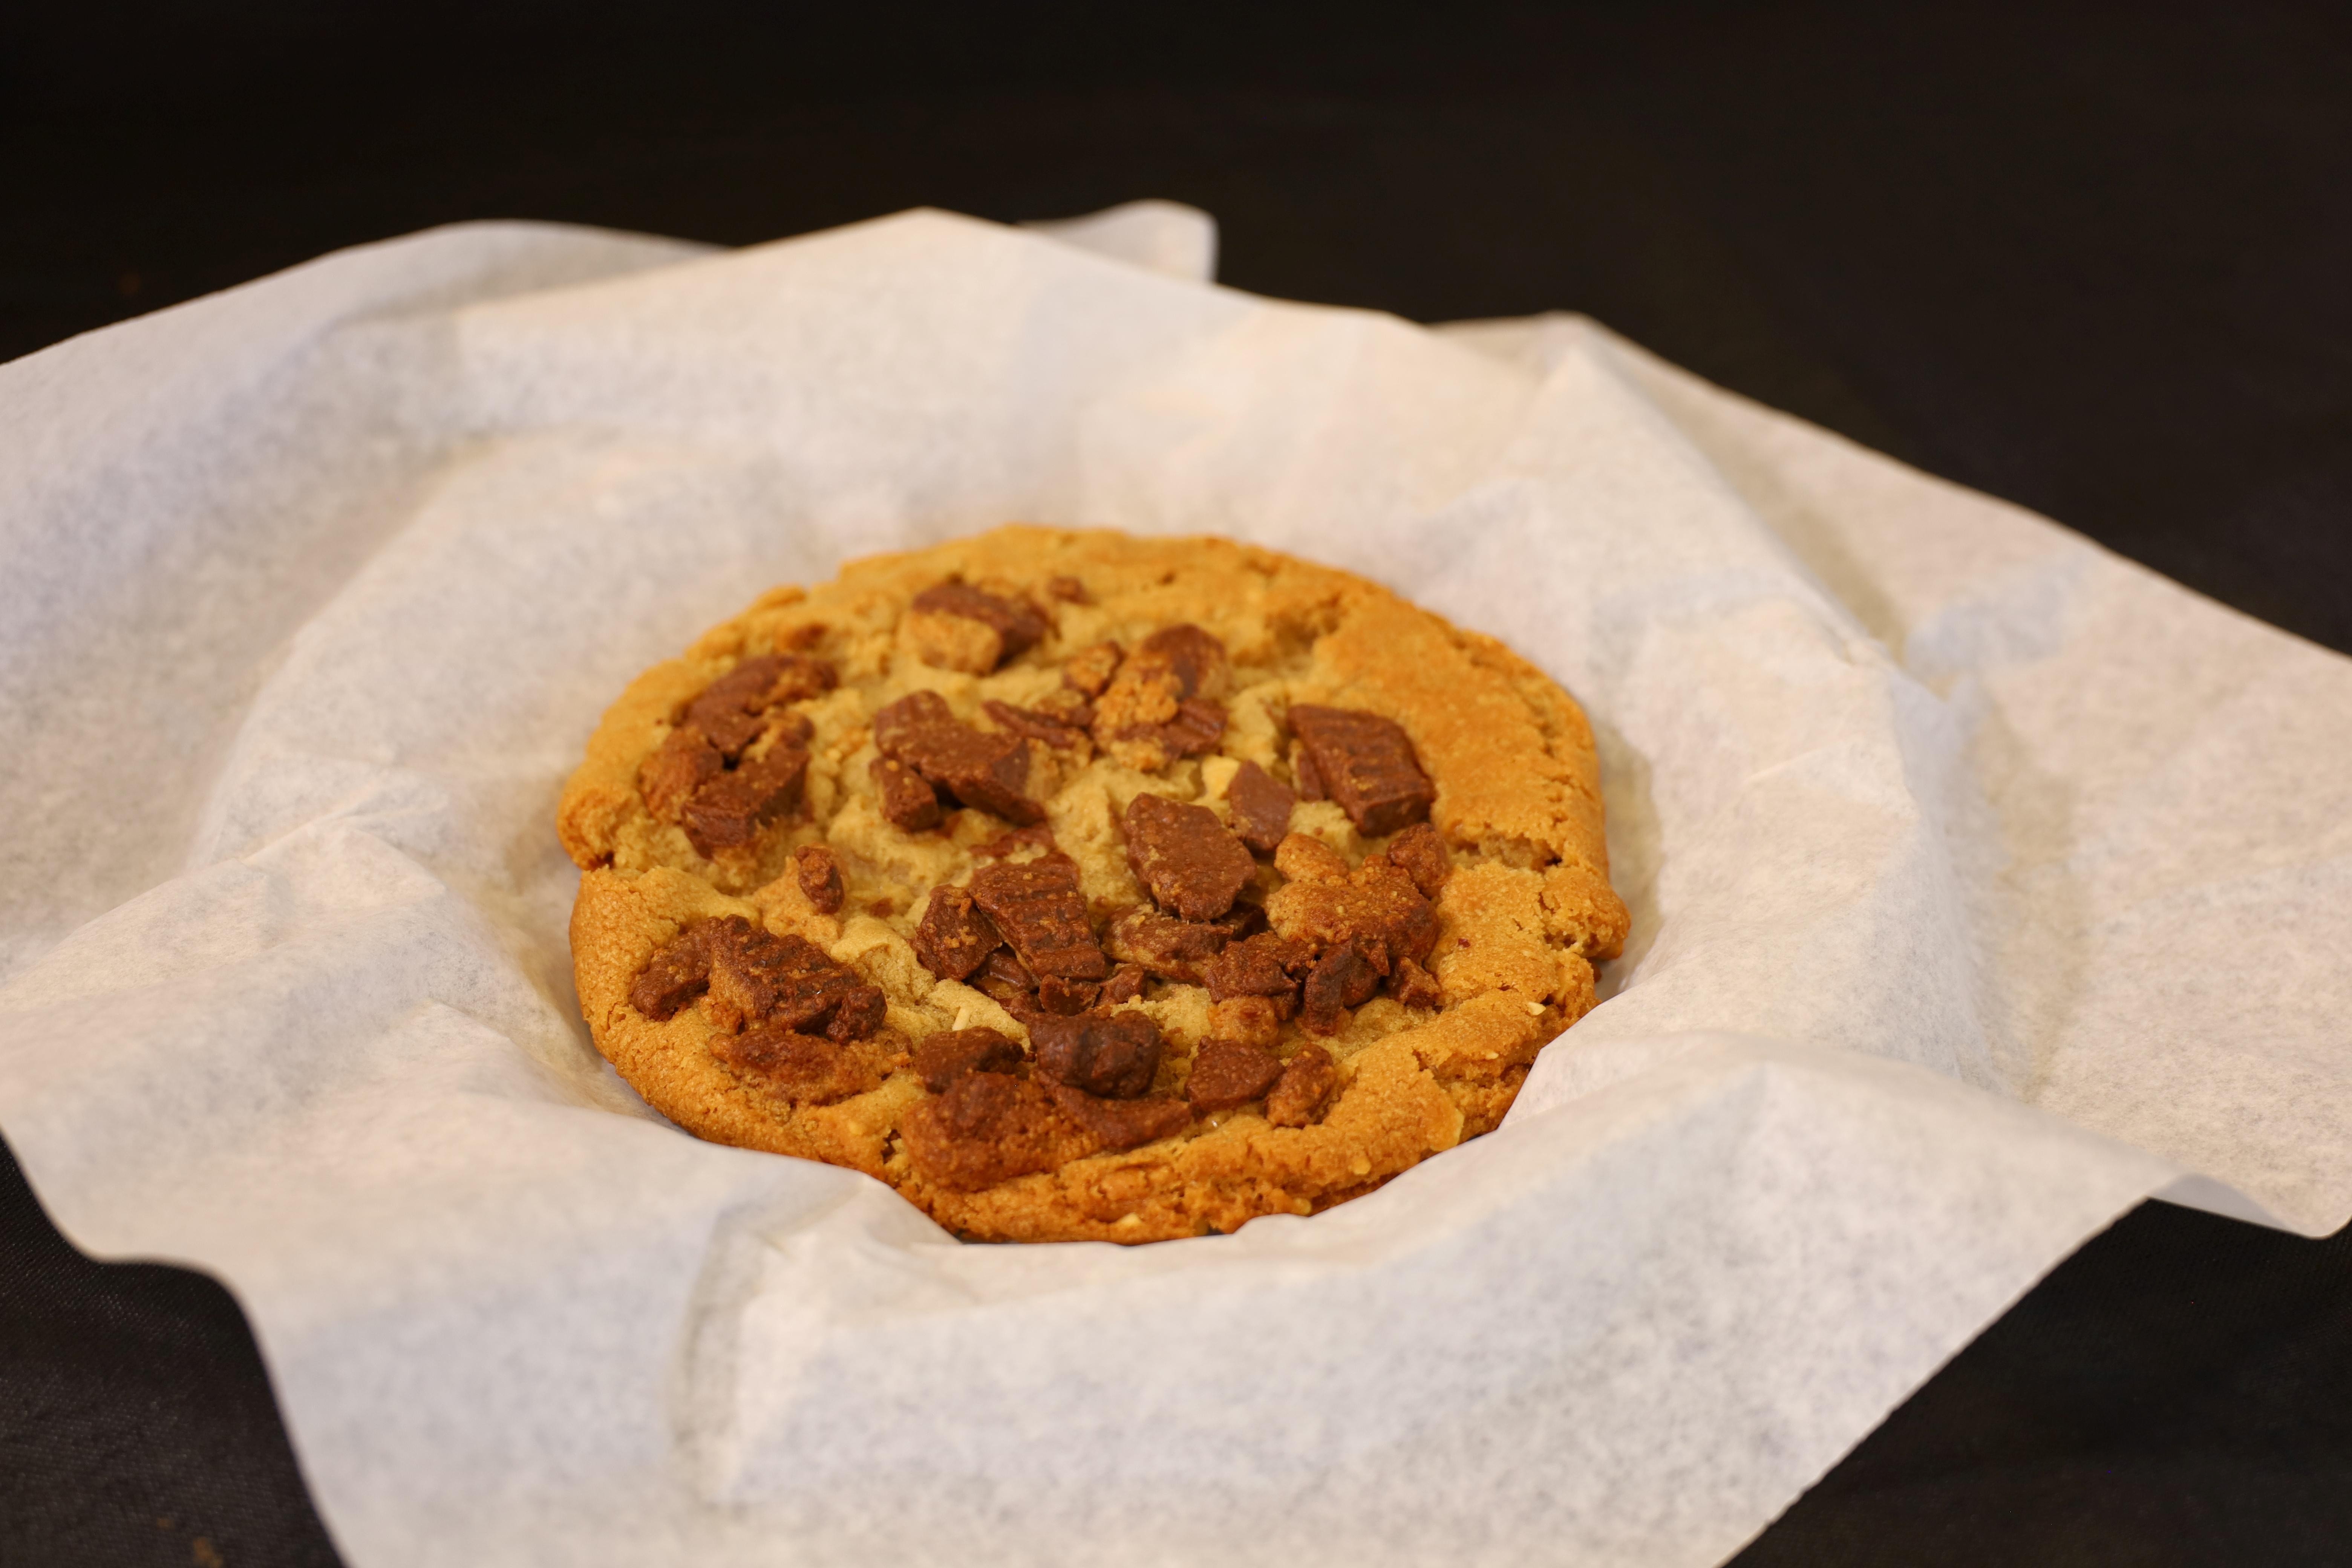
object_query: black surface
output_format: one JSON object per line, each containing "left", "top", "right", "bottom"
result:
{"left": 3, "top": 3, "right": 2349, "bottom": 1564}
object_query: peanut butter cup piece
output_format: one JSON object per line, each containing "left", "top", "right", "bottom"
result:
{"left": 1266, "top": 849, "right": 1439, "bottom": 976}
{"left": 1186, "top": 1039, "right": 1285, "bottom": 1114}
{"left": 1384, "top": 821, "right": 1453, "bottom": 898}
{"left": 1286, "top": 704, "right": 1434, "bottom": 836}
{"left": 715, "top": 1024, "right": 881, "bottom": 1105}
{"left": 967, "top": 858, "right": 1109, "bottom": 982}
{"left": 910, "top": 582, "right": 1049, "bottom": 666}
{"left": 912, "top": 886, "right": 1002, "bottom": 982}
{"left": 1266, "top": 1044, "right": 1338, "bottom": 1128}
{"left": 1124, "top": 792, "right": 1255, "bottom": 922}
{"left": 871, "top": 691, "right": 1043, "bottom": 825}
{"left": 1030, "top": 1009, "right": 1163, "bottom": 1099}
{"left": 913, "top": 1027, "right": 1024, "bottom": 1094}
{"left": 1063, "top": 641, "right": 1123, "bottom": 698}
{"left": 629, "top": 923, "right": 713, "bottom": 1020}
{"left": 984, "top": 699, "right": 1091, "bottom": 754}
{"left": 679, "top": 744, "right": 808, "bottom": 857}
{"left": 902, "top": 1072, "right": 1089, "bottom": 1190}
{"left": 870, "top": 756, "right": 943, "bottom": 832}
{"left": 1200, "top": 932, "right": 1312, "bottom": 1003}
{"left": 792, "top": 845, "right": 845, "bottom": 914}
{"left": 640, "top": 727, "right": 723, "bottom": 822}
{"left": 1225, "top": 760, "right": 1295, "bottom": 854}
{"left": 1046, "top": 1084, "right": 1192, "bottom": 1151}
{"left": 1106, "top": 907, "right": 1230, "bottom": 982}
{"left": 686, "top": 654, "right": 836, "bottom": 758}
{"left": 1099, "top": 963, "right": 1148, "bottom": 1005}
{"left": 703, "top": 919, "right": 879, "bottom": 1038}
{"left": 1300, "top": 939, "right": 1382, "bottom": 1035}
{"left": 1387, "top": 956, "right": 1444, "bottom": 1011}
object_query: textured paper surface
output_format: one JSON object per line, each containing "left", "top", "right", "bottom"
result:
{"left": 2, "top": 202, "right": 2346, "bottom": 1568}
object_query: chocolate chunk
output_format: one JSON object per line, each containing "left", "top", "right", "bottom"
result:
{"left": 1036, "top": 975, "right": 1101, "bottom": 1015}
{"left": 1046, "top": 1084, "right": 1192, "bottom": 1151}
{"left": 639, "top": 727, "right": 723, "bottom": 822}
{"left": 903, "top": 610, "right": 1003, "bottom": 674}
{"left": 1135, "top": 624, "right": 1230, "bottom": 700}
{"left": 968, "top": 859, "right": 1109, "bottom": 981}
{"left": 870, "top": 756, "right": 943, "bottom": 831}
{"left": 1290, "top": 740, "right": 1325, "bottom": 802}
{"left": 1107, "top": 907, "right": 1231, "bottom": 982}
{"left": 1063, "top": 641, "right": 1123, "bottom": 697}
{"left": 1207, "top": 995, "right": 1282, "bottom": 1049}
{"left": 1286, "top": 705, "right": 1434, "bottom": 836}
{"left": 1384, "top": 821, "right": 1453, "bottom": 898}
{"left": 1225, "top": 761, "right": 1296, "bottom": 854}
{"left": 792, "top": 845, "right": 845, "bottom": 914}
{"left": 1266, "top": 1044, "right": 1338, "bottom": 1127}
{"left": 1301, "top": 940, "right": 1382, "bottom": 1035}
{"left": 871, "top": 691, "right": 1043, "bottom": 824}
{"left": 629, "top": 923, "right": 712, "bottom": 1020}
{"left": 1388, "top": 956, "right": 1444, "bottom": 1011}
{"left": 912, "top": 886, "right": 1002, "bottom": 982}
{"left": 825, "top": 984, "right": 887, "bottom": 1042}
{"left": 910, "top": 582, "right": 1049, "bottom": 664}
{"left": 902, "top": 1072, "right": 1087, "bottom": 1190}
{"left": 1266, "top": 851, "right": 1439, "bottom": 975}
{"left": 1030, "top": 1009, "right": 1163, "bottom": 1098}
{"left": 1158, "top": 700, "right": 1228, "bottom": 758}
{"left": 704, "top": 919, "right": 877, "bottom": 1036}
{"left": 1124, "top": 792, "right": 1255, "bottom": 922}
{"left": 1209, "top": 900, "right": 1270, "bottom": 942}
{"left": 1099, "top": 964, "right": 1148, "bottom": 1005}
{"left": 913, "top": 1027, "right": 1025, "bottom": 1094}
{"left": 984, "top": 699, "right": 1090, "bottom": 753}
{"left": 1185, "top": 1039, "right": 1286, "bottom": 1113}
{"left": 1047, "top": 574, "right": 1090, "bottom": 604}
{"left": 1200, "top": 933, "right": 1313, "bottom": 1002}
{"left": 714, "top": 1023, "right": 881, "bottom": 1105}
{"left": 679, "top": 745, "right": 808, "bottom": 857}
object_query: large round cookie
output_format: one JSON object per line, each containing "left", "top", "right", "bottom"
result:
{"left": 559, "top": 527, "right": 1628, "bottom": 1243}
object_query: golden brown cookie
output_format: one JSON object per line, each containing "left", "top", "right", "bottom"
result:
{"left": 560, "top": 527, "right": 1627, "bottom": 1243}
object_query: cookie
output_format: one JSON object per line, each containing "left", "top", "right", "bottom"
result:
{"left": 559, "top": 527, "right": 1628, "bottom": 1243}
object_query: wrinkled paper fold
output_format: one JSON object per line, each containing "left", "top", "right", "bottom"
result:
{"left": 3, "top": 202, "right": 2346, "bottom": 1568}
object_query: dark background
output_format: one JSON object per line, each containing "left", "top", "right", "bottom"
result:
{"left": 4, "top": 2, "right": 2349, "bottom": 1563}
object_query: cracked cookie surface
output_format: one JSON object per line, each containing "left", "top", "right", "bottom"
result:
{"left": 559, "top": 526, "right": 1627, "bottom": 1243}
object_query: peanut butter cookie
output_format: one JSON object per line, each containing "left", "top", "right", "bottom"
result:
{"left": 559, "top": 527, "right": 1626, "bottom": 1242}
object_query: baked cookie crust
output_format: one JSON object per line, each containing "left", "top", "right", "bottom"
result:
{"left": 560, "top": 526, "right": 1627, "bottom": 1243}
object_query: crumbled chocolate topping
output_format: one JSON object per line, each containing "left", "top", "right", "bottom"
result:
{"left": 1107, "top": 907, "right": 1231, "bottom": 982}
{"left": 902, "top": 1072, "right": 1085, "bottom": 1190}
{"left": 1046, "top": 1084, "right": 1191, "bottom": 1150}
{"left": 1046, "top": 575, "right": 1090, "bottom": 604}
{"left": 825, "top": 984, "right": 888, "bottom": 1042}
{"left": 1200, "top": 932, "right": 1313, "bottom": 1003}
{"left": 1186, "top": 1039, "right": 1285, "bottom": 1113}
{"left": 1388, "top": 956, "right": 1444, "bottom": 1011}
{"left": 1384, "top": 821, "right": 1453, "bottom": 898}
{"left": 1265, "top": 845, "right": 1439, "bottom": 976}
{"left": 870, "top": 756, "right": 943, "bottom": 831}
{"left": 792, "top": 844, "right": 845, "bottom": 914}
{"left": 1063, "top": 641, "right": 1123, "bottom": 698}
{"left": 1224, "top": 761, "right": 1295, "bottom": 854}
{"left": 714, "top": 1023, "right": 882, "bottom": 1105}
{"left": 910, "top": 582, "right": 1049, "bottom": 665}
{"left": 639, "top": 727, "right": 723, "bottom": 822}
{"left": 1265, "top": 1044, "right": 1338, "bottom": 1128}
{"left": 1099, "top": 964, "right": 1148, "bottom": 1005}
{"left": 913, "top": 1027, "right": 1024, "bottom": 1094}
{"left": 1030, "top": 1009, "right": 1163, "bottom": 1099}
{"left": 984, "top": 699, "right": 1090, "bottom": 753}
{"left": 702, "top": 917, "right": 883, "bottom": 1038}
{"left": 1124, "top": 793, "right": 1255, "bottom": 922}
{"left": 1300, "top": 939, "right": 1383, "bottom": 1034}
{"left": 968, "top": 859, "right": 1109, "bottom": 981}
{"left": 872, "top": 691, "right": 1043, "bottom": 825}
{"left": 912, "top": 886, "right": 1002, "bottom": 982}
{"left": 1156, "top": 700, "right": 1229, "bottom": 759}
{"left": 629, "top": 923, "right": 712, "bottom": 1020}
{"left": 975, "top": 948, "right": 1038, "bottom": 1007}
{"left": 1286, "top": 704, "right": 1434, "bottom": 836}
{"left": 680, "top": 744, "right": 808, "bottom": 857}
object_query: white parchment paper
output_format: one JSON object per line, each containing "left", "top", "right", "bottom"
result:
{"left": 3, "top": 202, "right": 2347, "bottom": 1568}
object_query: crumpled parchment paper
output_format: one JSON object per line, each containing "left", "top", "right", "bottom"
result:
{"left": 2, "top": 201, "right": 2345, "bottom": 1568}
